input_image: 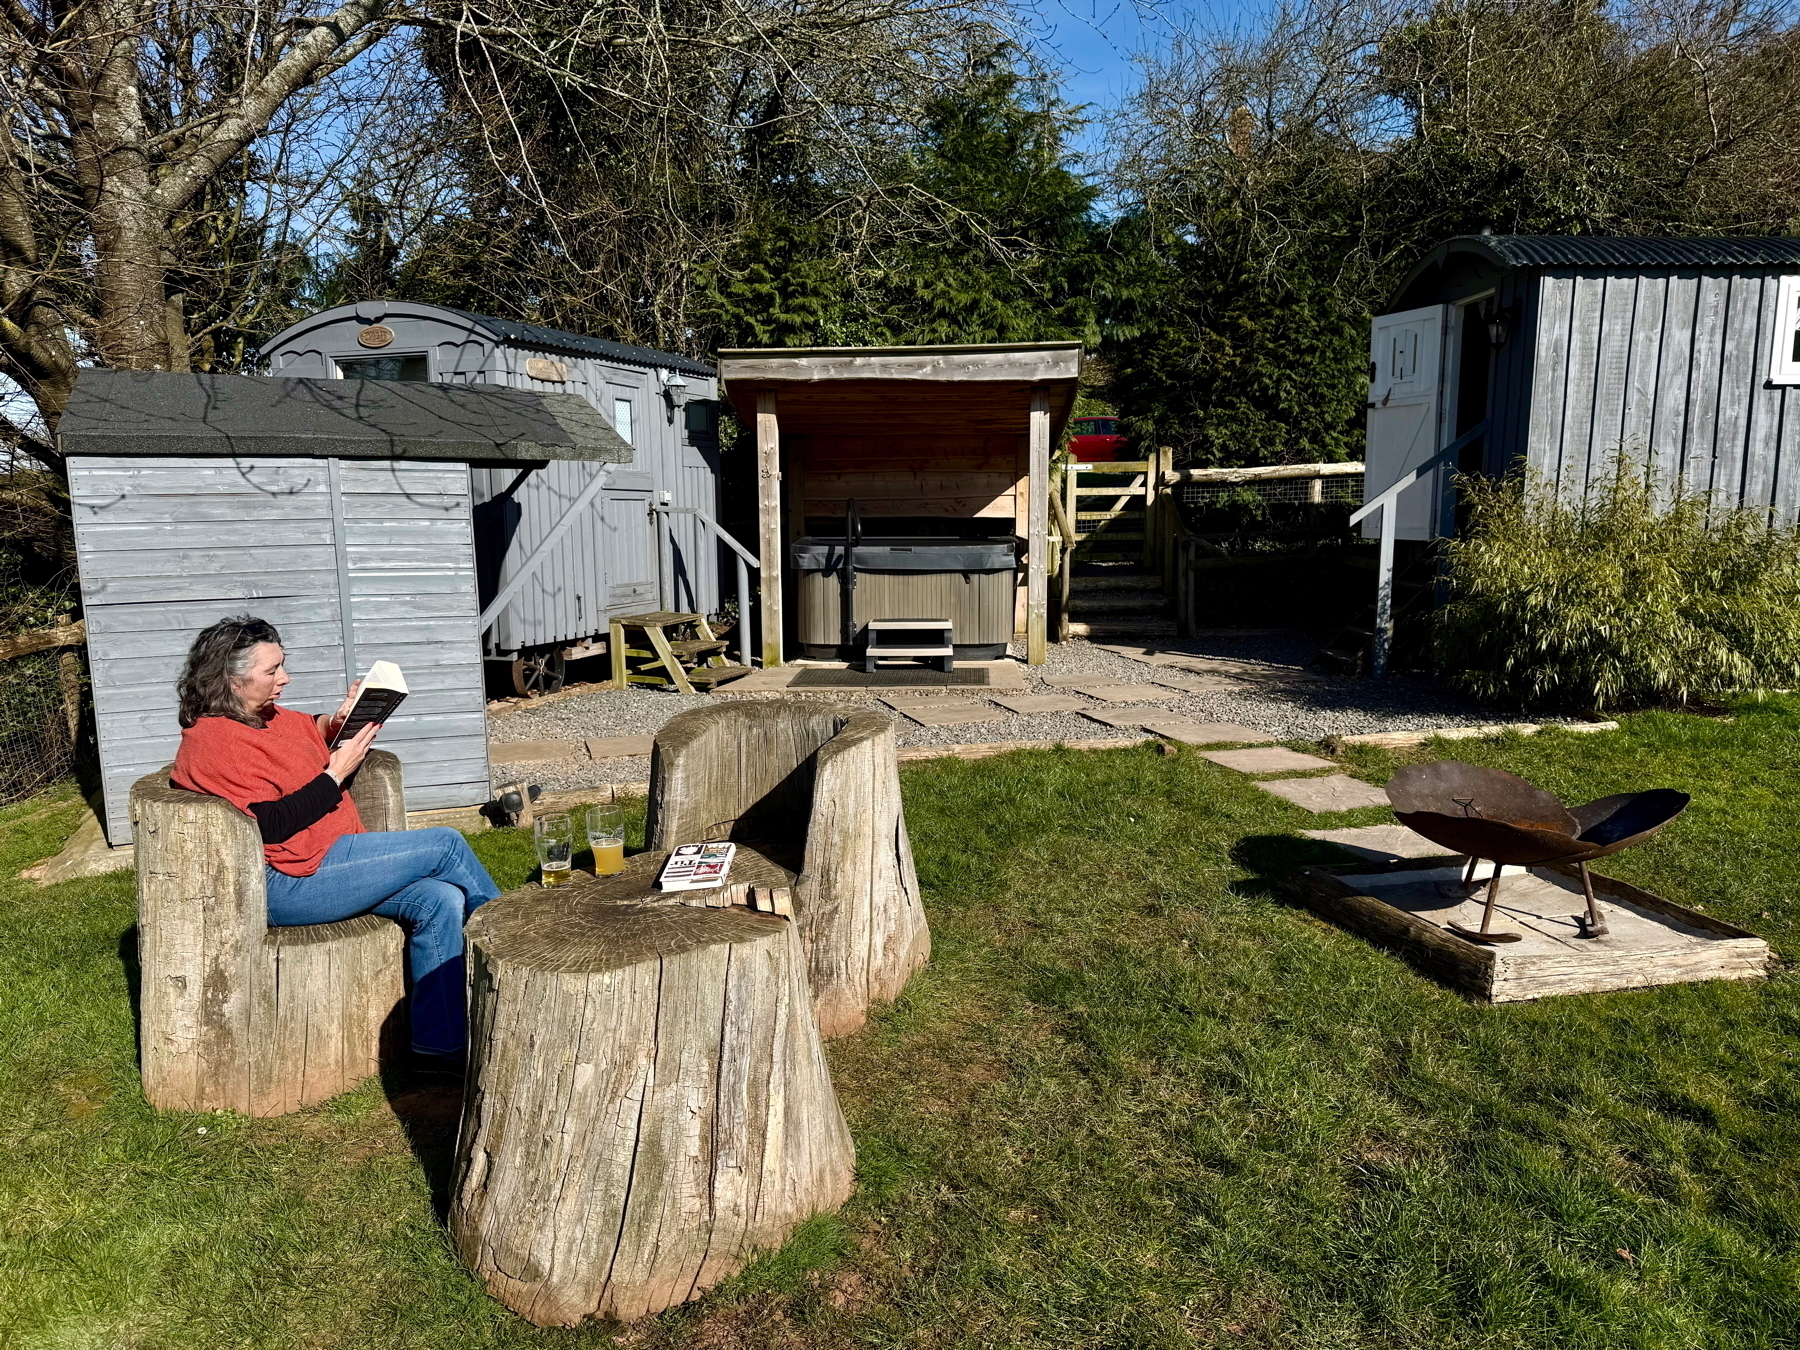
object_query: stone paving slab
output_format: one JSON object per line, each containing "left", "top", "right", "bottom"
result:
{"left": 1200, "top": 746, "right": 1337, "bottom": 773}
{"left": 990, "top": 693, "right": 1091, "bottom": 715}
{"left": 880, "top": 698, "right": 1005, "bottom": 727}
{"left": 585, "top": 735, "right": 656, "bottom": 760}
{"left": 1142, "top": 720, "right": 1275, "bottom": 746}
{"left": 1256, "top": 774, "right": 1391, "bottom": 812}
{"left": 1079, "top": 707, "right": 1155, "bottom": 728}
{"left": 1068, "top": 682, "right": 1181, "bottom": 703}
{"left": 1041, "top": 673, "right": 1128, "bottom": 689}
{"left": 1147, "top": 672, "right": 1252, "bottom": 693}
{"left": 1147, "top": 654, "right": 1325, "bottom": 683}
{"left": 1302, "top": 823, "right": 1448, "bottom": 862}
{"left": 491, "top": 738, "right": 584, "bottom": 764}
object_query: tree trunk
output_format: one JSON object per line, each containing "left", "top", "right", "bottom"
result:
{"left": 451, "top": 896, "right": 856, "bottom": 1326}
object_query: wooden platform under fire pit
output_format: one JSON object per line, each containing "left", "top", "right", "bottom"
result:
{"left": 1279, "top": 857, "right": 1770, "bottom": 1003}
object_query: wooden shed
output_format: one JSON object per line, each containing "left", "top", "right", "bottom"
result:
{"left": 60, "top": 370, "right": 630, "bottom": 843}
{"left": 260, "top": 302, "right": 724, "bottom": 690}
{"left": 1367, "top": 235, "right": 1800, "bottom": 540}
{"left": 715, "top": 343, "right": 1083, "bottom": 667}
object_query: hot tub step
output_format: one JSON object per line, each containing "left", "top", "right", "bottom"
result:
{"left": 868, "top": 645, "right": 955, "bottom": 657}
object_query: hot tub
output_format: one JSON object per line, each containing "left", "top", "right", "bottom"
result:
{"left": 792, "top": 535, "right": 1018, "bottom": 661}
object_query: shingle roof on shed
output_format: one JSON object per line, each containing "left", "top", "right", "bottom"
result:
{"left": 59, "top": 370, "right": 635, "bottom": 462}
{"left": 435, "top": 308, "right": 716, "bottom": 377}
{"left": 1458, "top": 235, "right": 1800, "bottom": 268}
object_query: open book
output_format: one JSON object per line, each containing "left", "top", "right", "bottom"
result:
{"left": 329, "top": 660, "right": 408, "bottom": 747}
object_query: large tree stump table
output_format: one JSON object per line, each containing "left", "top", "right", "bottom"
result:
{"left": 450, "top": 863, "right": 855, "bottom": 1327}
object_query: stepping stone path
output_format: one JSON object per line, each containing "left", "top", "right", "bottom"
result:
{"left": 1148, "top": 672, "right": 1250, "bottom": 693}
{"left": 1041, "top": 674, "right": 1125, "bottom": 688}
{"left": 1141, "top": 719, "right": 1273, "bottom": 746}
{"left": 492, "top": 739, "right": 583, "bottom": 764}
{"left": 1200, "top": 747, "right": 1336, "bottom": 774}
{"left": 1302, "top": 823, "right": 1447, "bottom": 862}
{"left": 990, "top": 693, "right": 1091, "bottom": 715}
{"left": 1081, "top": 707, "right": 1158, "bottom": 728}
{"left": 1067, "top": 683, "right": 1181, "bottom": 703}
{"left": 1256, "top": 775, "right": 1390, "bottom": 812}
{"left": 880, "top": 698, "right": 1004, "bottom": 727}
{"left": 586, "top": 735, "right": 656, "bottom": 759}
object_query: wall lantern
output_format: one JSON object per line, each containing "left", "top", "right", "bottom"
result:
{"left": 1482, "top": 298, "right": 1514, "bottom": 349}
{"left": 660, "top": 371, "right": 691, "bottom": 421}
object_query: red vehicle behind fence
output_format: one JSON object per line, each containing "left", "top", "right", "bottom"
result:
{"left": 1068, "top": 415, "right": 1128, "bottom": 462}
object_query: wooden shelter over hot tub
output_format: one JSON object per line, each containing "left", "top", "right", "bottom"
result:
{"left": 716, "top": 342, "right": 1084, "bottom": 667}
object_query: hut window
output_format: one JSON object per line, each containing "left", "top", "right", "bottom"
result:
{"left": 1773, "top": 276, "right": 1800, "bottom": 385}
{"left": 337, "top": 354, "right": 428, "bottom": 381}
{"left": 613, "top": 396, "right": 635, "bottom": 446}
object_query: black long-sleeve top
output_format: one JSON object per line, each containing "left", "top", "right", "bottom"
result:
{"left": 248, "top": 772, "right": 344, "bottom": 846}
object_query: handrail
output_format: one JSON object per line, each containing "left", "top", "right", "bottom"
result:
{"left": 479, "top": 465, "right": 617, "bottom": 632}
{"left": 1350, "top": 420, "right": 1487, "bottom": 676}
{"left": 1348, "top": 423, "right": 1486, "bottom": 526}
{"left": 654, "top": 504, "right": 759, "bottom": 667}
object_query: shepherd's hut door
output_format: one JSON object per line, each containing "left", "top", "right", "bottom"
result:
{"left": 1363, "top": 305, "right": 1448, "bottom": 541}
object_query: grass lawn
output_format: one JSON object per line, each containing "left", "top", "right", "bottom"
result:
{"left": 5, "top": 704, "right": 1800, "bottom": 1348}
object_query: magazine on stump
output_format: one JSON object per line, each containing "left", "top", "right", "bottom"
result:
{"left": 657, "top": 842, "right": 736, "bottom": 891}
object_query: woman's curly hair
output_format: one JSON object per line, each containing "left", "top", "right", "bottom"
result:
{"left": 177, "top": 615, "right": 282, "bottom": 728}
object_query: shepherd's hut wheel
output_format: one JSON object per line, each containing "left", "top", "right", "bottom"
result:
{"left": 510, "top": 651, "right": 565, "bottom": 698}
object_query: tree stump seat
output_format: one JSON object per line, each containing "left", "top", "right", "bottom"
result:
{"left": 450, "top": 871, "right": 855, "bottom": 1326}
{"left": 648, "top": 701, "right": 931, "bottom": 1037}
{"left": 130, "top": 749, "right": 408, "bottom": 1117}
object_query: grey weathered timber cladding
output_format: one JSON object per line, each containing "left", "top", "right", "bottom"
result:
{"left": 61, "top": 371, "right": 635, "bottom": 844}
{"left": 1387, "top": 236, "right": 1800, "bottom": 521}
{"left": 258, "top": 303, "right": 722, "bottom": 658}
{"left": 71, "top": 455, "right": 488, "bottom": 843}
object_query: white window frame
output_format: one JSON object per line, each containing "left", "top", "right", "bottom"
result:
{"left": 1772, "top": 275, "right": 1800, "bottom": 386}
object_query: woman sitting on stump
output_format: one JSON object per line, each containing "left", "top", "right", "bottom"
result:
{"left": 171, "top": 615, "right": 497, "bottom": 1072}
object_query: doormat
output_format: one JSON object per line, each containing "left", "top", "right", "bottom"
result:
{"left": 788, "top": 668, "right": 992, "bottom": 688}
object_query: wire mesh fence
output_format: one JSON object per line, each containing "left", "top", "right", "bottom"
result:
{"left": 0, "top": 640, "right": 84, "bottom": 807}
{"left": 1180, "top": 472, "right": 1365, "bottom": 508}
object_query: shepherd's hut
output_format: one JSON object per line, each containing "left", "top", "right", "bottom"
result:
{"left": 1365, "top": 235, "right": 1800, "bottom": 541}
{"left": 259, "top": 302, "right": 724, "bottom": 695}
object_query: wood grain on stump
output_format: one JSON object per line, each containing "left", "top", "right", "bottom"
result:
{"left": 647, "top": 701, "right": 930, "bottom": 1038}
{"left": 132, "top": 750, "right": 407, "bottom": 1116}
{"left": 451, "top": 886, "right": 855, "bottom": 1326}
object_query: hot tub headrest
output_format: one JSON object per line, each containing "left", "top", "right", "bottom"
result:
{"left": 791, "top": 536, "right": 1018, "bottom": 572}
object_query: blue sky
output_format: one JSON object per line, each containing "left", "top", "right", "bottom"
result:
{"left": 1025, "top": 0, "right": 1162, "bottom": 131}
{"left": 1023, "top": 0, "right": 1273, "bottom": 155}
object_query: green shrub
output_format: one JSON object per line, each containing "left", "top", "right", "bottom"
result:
{"left": 1436, "top": 457, "right": 1800, "bottom": 710}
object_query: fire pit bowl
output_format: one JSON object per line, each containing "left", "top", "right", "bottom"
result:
{"left": 1385, "top": 762, "right": 1689, "bottom": 943}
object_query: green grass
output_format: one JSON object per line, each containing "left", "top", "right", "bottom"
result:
{"left": 6, "top": 705, "right": 1800, "bottom": 1347}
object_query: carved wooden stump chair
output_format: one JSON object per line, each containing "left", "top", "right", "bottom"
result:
{"left": 130, "top": 748, "right": 407, "bottom": 1116}
{"left": 646, "top": 700, "right": 931, "bottom": 1038}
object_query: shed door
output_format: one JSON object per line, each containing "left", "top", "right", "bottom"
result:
{"left": 1364, "top": 305, "right": 1448, "bottom": 541}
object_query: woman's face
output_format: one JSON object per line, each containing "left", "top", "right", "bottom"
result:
{"left": 232, "top": 642, "right": 290, "bottom": 714}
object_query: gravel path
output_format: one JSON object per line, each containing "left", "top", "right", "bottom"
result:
{"left": 488, "top": 632, "right": 1515, "bottom": 794}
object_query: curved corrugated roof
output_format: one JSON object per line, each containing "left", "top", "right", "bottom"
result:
{"left": 1475, "top": 235, "right": 1800, "bottom": 268}
{"left": 436, "top": 308, "right": 716, "bottom": 376}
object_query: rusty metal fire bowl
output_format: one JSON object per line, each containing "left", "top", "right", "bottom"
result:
{"left": 1384, "top": 762, "right": 1689, "bottom": 944}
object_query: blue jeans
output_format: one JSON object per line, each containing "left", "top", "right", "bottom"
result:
{"left": 264, "top": 828, "right": 499, "bottom": 1055}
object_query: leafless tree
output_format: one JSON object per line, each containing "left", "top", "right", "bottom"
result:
{"left": 1, "top": 0, "right": 1020, "bottom": 467}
